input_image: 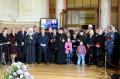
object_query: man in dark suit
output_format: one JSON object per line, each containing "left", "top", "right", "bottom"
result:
{"left": 33, "top": 26, "right": 39, "bottom": 63}
{"left": 38, "top": 29, "right": 49, "bottom": 64}
{"left": 17, "top": 26, "right": 27, "bottom": 63}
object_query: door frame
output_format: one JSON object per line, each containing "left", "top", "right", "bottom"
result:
{"left": 61, "top": 7, "right": 99, "bottom": 28}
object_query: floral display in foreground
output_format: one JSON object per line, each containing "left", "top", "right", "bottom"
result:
{"left": 4, "top": 62, "right": 34, "bottom": 79}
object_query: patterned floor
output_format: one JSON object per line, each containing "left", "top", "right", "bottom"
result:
{"left": 0, "top": 64, "right": 119, "bottom": 79}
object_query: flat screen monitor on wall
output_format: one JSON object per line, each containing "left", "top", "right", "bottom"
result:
{"left": 40, "top": 18, "right": 58, "bottom": 29}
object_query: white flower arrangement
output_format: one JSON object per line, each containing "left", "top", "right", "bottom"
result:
{"left": 4, "top": 62, "right": 34, "bottom": 79}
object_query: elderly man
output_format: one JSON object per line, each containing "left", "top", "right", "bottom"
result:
{"left": 25, "top": 28, "right": 36, "bottom": 64}
{"left": 105, "top": 25, "right": 115, "bottom": 67}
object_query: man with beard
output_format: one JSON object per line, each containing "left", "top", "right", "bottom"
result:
{"left": 25, "top": 28, "right": 36, "bottom": 64}
{"left": 56, "top": 28, "right": 66, "bottom": 64}
{"left": 47, "top": 28, "right": 54, "bottom": 63}
{"left": 105, "top": 25, "right": 115, "bottom": 67}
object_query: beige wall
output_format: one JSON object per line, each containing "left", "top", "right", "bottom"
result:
{"left": 0, "top": 0, "right": 50, "bottom": 30}
{"left": 17, "top": 0, "right": 49, "bottom": 22}
{"left": 0, "top": 0, "right": 49, "bottom": 22}
{"left": 0, "top": 0, "right": 18, "bottom": 21}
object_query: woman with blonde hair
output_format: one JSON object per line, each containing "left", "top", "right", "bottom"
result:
{"left": 9, "top": 28, "right": 17, "bottom": 63}
{"left": 86, "top": 29, "right": 96, "bottom": 65}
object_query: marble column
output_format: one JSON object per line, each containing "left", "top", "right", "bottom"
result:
{"left": 100, "top": 0, "right": 111, "bottom": 31}
{"left": 56, "top": 0, "right": 66, "bottom": 28}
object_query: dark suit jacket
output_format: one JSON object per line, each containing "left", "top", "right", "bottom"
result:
{"left": 17, "top": 31, "right": 27, "bottom": 53}
{"left": 38, "top": 33, "right": 49, "bottom": 46}
{"left": 17, "top": 31, "right": 27, "bottom": 46}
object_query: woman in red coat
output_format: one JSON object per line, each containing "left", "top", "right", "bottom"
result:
{"left": 9, "top": 28, "right": 17, "bottom": 63}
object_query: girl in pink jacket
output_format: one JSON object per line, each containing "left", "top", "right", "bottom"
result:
{"left": 65, "top": 38, "right": 72, "bottom": 64}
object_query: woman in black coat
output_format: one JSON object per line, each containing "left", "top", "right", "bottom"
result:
{"left": 0, "top": 28, "right": 10, "bottom": 65}
{"left": 86, "top": 29, "right": 96, "bottom": 65}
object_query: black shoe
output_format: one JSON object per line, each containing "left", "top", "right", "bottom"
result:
{"left": 2, "top": 62, "right": 6, "bottom": 65}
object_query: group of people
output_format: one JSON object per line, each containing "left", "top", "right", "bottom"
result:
{"left": 0, "top": 25, "right": 120, "bottom": 68}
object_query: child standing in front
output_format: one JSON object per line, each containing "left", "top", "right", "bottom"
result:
{"left": 77, "top": 41, "right": 86, "bottom": 65}
{"left": 65, "top": 38, "right": 72, "bottom": 64}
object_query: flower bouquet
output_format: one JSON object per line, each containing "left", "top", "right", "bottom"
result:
{"left": 4, "top": 62, "right": 34, "bottom": 79}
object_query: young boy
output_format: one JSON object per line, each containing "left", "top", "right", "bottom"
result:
{"left": 77, "top": 41, "right": 86, "bottom": 65}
